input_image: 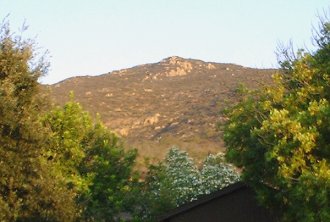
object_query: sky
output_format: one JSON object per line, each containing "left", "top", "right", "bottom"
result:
{"left": 1, "top": 1, "right": 329, "bottom": 84}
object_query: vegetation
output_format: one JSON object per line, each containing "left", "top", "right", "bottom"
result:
{"left": 223, "top": 18, "right": 330, "bottom": 221}
{"left": 138, "top": 147, "right": 239, "bottom": 221}
{"left": 0, "top": 21, "right": 78, "bottom": 221}
{"left": 44, "top": 93, "right": 93, "bottom": 193}
{"left": 78, "top": 120, "right": 137, "bottom": 221}
{"left": 44, "top": 96, "right": 139, "bottom": 221}
{"left": 0, "top": 21, "right": 139, "bottom": 221}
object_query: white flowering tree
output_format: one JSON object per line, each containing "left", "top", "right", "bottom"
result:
{"left": 201, "top": 153, "right": 240, "bottom": 194}
{"left": 140, "top": 147, "right": 239, "bottom": 220}
{"left": 163, "top": 148, "right": 204, "bottom": 205}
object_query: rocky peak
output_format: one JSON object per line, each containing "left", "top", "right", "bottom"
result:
{"left": 160, "top": 56, "right": 186, "bottom": 64}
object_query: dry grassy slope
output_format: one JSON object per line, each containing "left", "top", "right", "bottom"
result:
{"left": 46, "top": 56, "right": 275, "bottom": 166}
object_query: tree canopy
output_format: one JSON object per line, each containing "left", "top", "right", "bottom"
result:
{"left": 0, "top": 21, "right": 78, "bottom": 221}
{"left": 223, "top": 18, "right": 330, "bottom": 221}
{"left": 44, "top": 96, "right": 138, "bottom": 221}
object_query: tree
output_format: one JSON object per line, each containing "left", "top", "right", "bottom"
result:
{"left": 0, "top": 21, "right": 78, "bottom": 221}
{"left": 200, "top": 153, "right": 240, "bottom": 194}
{"left": 44, "top": 97, "right": 138, "bottom": 221}
{"left": 79, "top": 122, "right": 138, "bottom": 221}
{"left": 43, "top": 93, "right": 93, "bottom": 192}
{"left": 140, "top": 147, "right": 239, "bottom": 221}
{"left": 223, "top": 18, "right": 330, "bottom": 222}
{"left": 142, "top": 147, "right": 203, "bottom": 220}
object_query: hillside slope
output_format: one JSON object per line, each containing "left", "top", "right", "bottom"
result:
{"left": 47, "top": 56, "right": 275, "bottom": 165}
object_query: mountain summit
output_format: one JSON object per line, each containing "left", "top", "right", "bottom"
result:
{"left": 47, "top": 57, "right": 275, "bottom": 164}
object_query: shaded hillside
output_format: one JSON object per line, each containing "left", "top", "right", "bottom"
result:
{"left": 46, "top": 56, "right": 275, "bottom": 165}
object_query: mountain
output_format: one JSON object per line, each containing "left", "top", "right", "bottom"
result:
{"left": 46, "top": 56, "right": 275, "bottom": 167}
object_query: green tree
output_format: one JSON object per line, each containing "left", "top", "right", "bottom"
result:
{"left": 0, "top": 22, "right": 77, "bottom": 221}
{"left": 44, "top": 93, "right": 93, "bottom": 192}
{"left": 44, "top": 97, "right": 138, "bottom": 221}
{"left": 79, "top": 122, "right": 138, "bottom": 221}
{"left": 223, "top": 19, "right": 330, "bottom": 222}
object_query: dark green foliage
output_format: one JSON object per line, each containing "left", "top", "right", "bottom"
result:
{"left": 0, "top": 21, "right": 78, "bottom": 221}
{"left": 223, "top": 18, "right": 330, "bottom": 222}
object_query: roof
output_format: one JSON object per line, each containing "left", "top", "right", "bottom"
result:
{"left": 158, "top": 182, "right": 248, "bottom": 221}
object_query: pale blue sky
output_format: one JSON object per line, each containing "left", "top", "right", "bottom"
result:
{"left": 1, "top": 1, "right": 329, "bottom": 84}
